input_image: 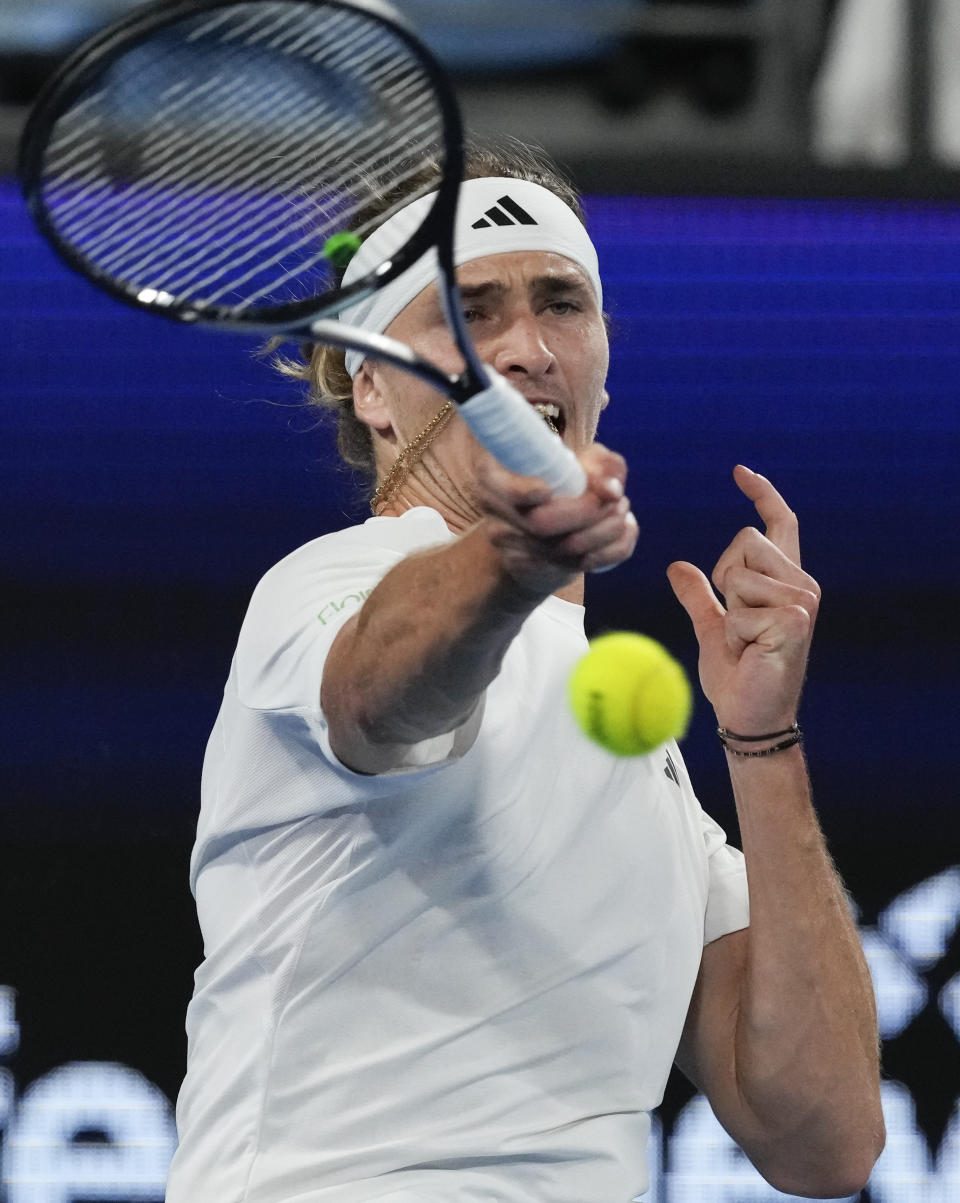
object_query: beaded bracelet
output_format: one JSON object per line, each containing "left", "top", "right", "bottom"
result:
{"left": 717, "top": 723, "right": 803, "bottom": 758}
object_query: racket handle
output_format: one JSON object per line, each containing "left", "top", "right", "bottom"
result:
{"left": 459, "top": 368, "right": 587, "bottom": 497}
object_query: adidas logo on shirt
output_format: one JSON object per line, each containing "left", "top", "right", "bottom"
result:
{"left": 471, "top": 195, "right": 538, "bottom": 229}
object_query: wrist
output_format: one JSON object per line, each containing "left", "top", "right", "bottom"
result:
{"left": 476, "top": 519, "right": 576, "bottom": 611}
{"left": 717, "top": 722, "right": 803, "bottom": 759}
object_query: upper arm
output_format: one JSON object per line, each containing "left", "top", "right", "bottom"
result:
{"left": 675, "top": 926, "right": 748, "bottom": 1116}
{"left": 321, "top": 611, "right": 412, "bottom": 774}
{"left": 673, "top": 926, "right": 795, "bottom": 1175}
{"left": 321, "top": 605, "right": 487, "bottom": 777}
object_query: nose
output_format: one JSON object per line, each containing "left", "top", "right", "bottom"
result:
{"left": 490, "top": 313, "right": 556, "bottom": 379}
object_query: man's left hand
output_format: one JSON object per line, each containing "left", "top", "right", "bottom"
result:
{"left": 666, "top": 465, "right": 821, "bottom": 736}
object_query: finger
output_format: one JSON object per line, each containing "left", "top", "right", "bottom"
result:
{"left": 712, "top": 527, "right": 820, "bottom": 599}
{"left": 484, "top": 482, "right": 627, "bottom": 542}
{"left": 733, "top": 465, "right": 802, "bottom": 566}
{"left": 584, "top": 509, "right": 640, "bottom": 573}
{"left": 724, "top": 603, "right": 814, "bottom": 659}
{"left": 487, "top": 508, "right": 636, "bottom": 580}
{"left": 477, "top": 460, "right": 552, "bottom": 512}
{"left": 554, "top": 497, "right": 636, "bottom": 560}
{"left": 580, "top": 443, "right": 629, "bottom": 502}
{"left": 716, "top": 565, "right": 820, "bottom": 620}
{"left": 478, "top": 444, "right": 627, "bottom": 519}
{"left": 667, "top": 560, "right": 726, "bottom": 643}
{"left": 527, "top": 492, "right": 627, "bottom": 540}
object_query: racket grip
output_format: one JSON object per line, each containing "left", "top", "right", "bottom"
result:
{"left": 459, "top": 368, "right": 587, "bottom": 497}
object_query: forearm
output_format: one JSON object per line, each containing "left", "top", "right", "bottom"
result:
{"left": 321, "top": 520, "right": 554, "bottom": 771}
{"left": 726, "top": 743, "right": 884, "bottom": 1194}
{"left": 669, "top": 470, "right": 883, "bottom": 1194}
{"left": 321, "top": 446, "right": 635, "bottom": 774}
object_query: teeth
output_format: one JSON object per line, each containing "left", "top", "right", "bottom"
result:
{"left": 533, "top": 403, "right": 561, "bottom": 434}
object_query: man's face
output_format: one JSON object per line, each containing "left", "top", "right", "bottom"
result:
{"left": 356, "top": 250, "right": 610, "bottom": 484}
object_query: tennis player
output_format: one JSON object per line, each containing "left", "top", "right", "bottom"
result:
{"left": 165, "top": 144, "right": 883, "bottom": 1203}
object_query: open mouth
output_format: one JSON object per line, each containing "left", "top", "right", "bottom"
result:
{"left": 532, "top": 402, "right": 563, "bottom": 437}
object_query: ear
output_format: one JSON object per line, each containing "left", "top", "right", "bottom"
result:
{"left": 352, "top": 360, "right": 395, "bottom": 434}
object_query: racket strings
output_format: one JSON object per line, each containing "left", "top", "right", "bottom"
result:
{"left": 48, "top": 70, "right": 291, "bottom": 240}
{"left": 48, "top": 28, "right": 420, "bottom": 244}
{"left": 132, "top": 92, "right": 440, "bottom": 306}
{"left": 219, "top": 138, "right": 445, "bottom": 309}
{"left": 36, "top": 0, "right": 448, "bottom": 313}
{"left": 83, "top": 77, "right": 359, "bottom": 276}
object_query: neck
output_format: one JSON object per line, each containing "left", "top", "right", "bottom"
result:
{"left": 379, "top": 482, "right": 482, "bottom": 532}
{"left": 370, "top": 401, "right": 455, "bottom": 517}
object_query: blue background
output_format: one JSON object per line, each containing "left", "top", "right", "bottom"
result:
{"left": 3, "top": 177, "right": 960, "bottom": 1153}
{"left": 5, "top": 181, "right": 958, "bottom": 832}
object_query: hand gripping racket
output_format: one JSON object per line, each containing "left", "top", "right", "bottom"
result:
{"left": 18, "top": 0, "right": 587, "bottom": 496}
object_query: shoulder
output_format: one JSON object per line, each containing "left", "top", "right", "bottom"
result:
{"left": 267, "top": 506, "right": 451, "bottom": 574}
{"left": 253, "top": 507, "right": 453, "bottom": 600}
{"left": 229, "top": 509, "right": 453, "bottom": 713}
{"left": 235, "top": 507, "right": 455, "bottom": 658}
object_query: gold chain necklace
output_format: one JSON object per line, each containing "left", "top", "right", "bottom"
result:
{"left": 369, "top": 401, "right": 455, "bottom": 516}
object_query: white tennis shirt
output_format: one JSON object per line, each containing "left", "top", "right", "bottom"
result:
{"left": 165, "top": 507, "right": 750, "bottom": 1203}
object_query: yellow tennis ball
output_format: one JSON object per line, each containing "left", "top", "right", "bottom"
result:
{"left": 568, "top": 632, "right": 693, "bottom": 756}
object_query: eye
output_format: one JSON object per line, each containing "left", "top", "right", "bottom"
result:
{"left": 546, "top": 299, "right": 580, "bottom": 316}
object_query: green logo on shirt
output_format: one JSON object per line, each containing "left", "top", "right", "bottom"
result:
{"left": 317, "top": 588, "right": 373, "bottom": 625}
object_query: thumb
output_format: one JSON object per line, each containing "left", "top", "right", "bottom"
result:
{"left": 579, "top": 442, "right": 628, "bottom": 495}
{"left": 667, "top": 561, "right": 725, "bottom": 643}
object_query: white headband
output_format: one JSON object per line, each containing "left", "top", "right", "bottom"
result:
{"left": 338, "top": 176, "right": 602, "bottom": 378}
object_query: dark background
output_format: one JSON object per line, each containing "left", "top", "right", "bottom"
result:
{"left": 3, "top": 175, "right": 960, "bottom": 1194}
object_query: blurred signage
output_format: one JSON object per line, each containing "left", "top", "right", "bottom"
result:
{"left": 1, "top": 867, "right": 958, "bottom": 1201}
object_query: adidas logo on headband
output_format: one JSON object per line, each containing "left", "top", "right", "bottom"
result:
{"left": 471, "top": 194, "right": 538, "bottom": 230}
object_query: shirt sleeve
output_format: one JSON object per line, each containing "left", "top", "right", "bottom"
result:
{"left": 665, "top": 740, "right": 751, "bottom": 945}
{"left": 699, "top": 808, "right": 751, "bottom": 945}
{"left": 232, "top": 511, "right": 483, "bottom": 779}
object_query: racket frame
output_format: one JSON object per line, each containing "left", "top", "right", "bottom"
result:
{"left": 17, "top": 0, "right": 473, "bottom": 379}
{"left": 18, "top": 0, "right": 587, "bottom": 494}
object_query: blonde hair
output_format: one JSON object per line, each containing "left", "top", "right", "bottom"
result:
{"left": 272, "top": 340, "right": 372, "bottom": 476}
{"left": 270, "top": 140, "right": 586, "bottom": 491}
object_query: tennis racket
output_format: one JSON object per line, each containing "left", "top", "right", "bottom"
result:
{"left": 18, "top": 0, "right": 587, "bottom": 496}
